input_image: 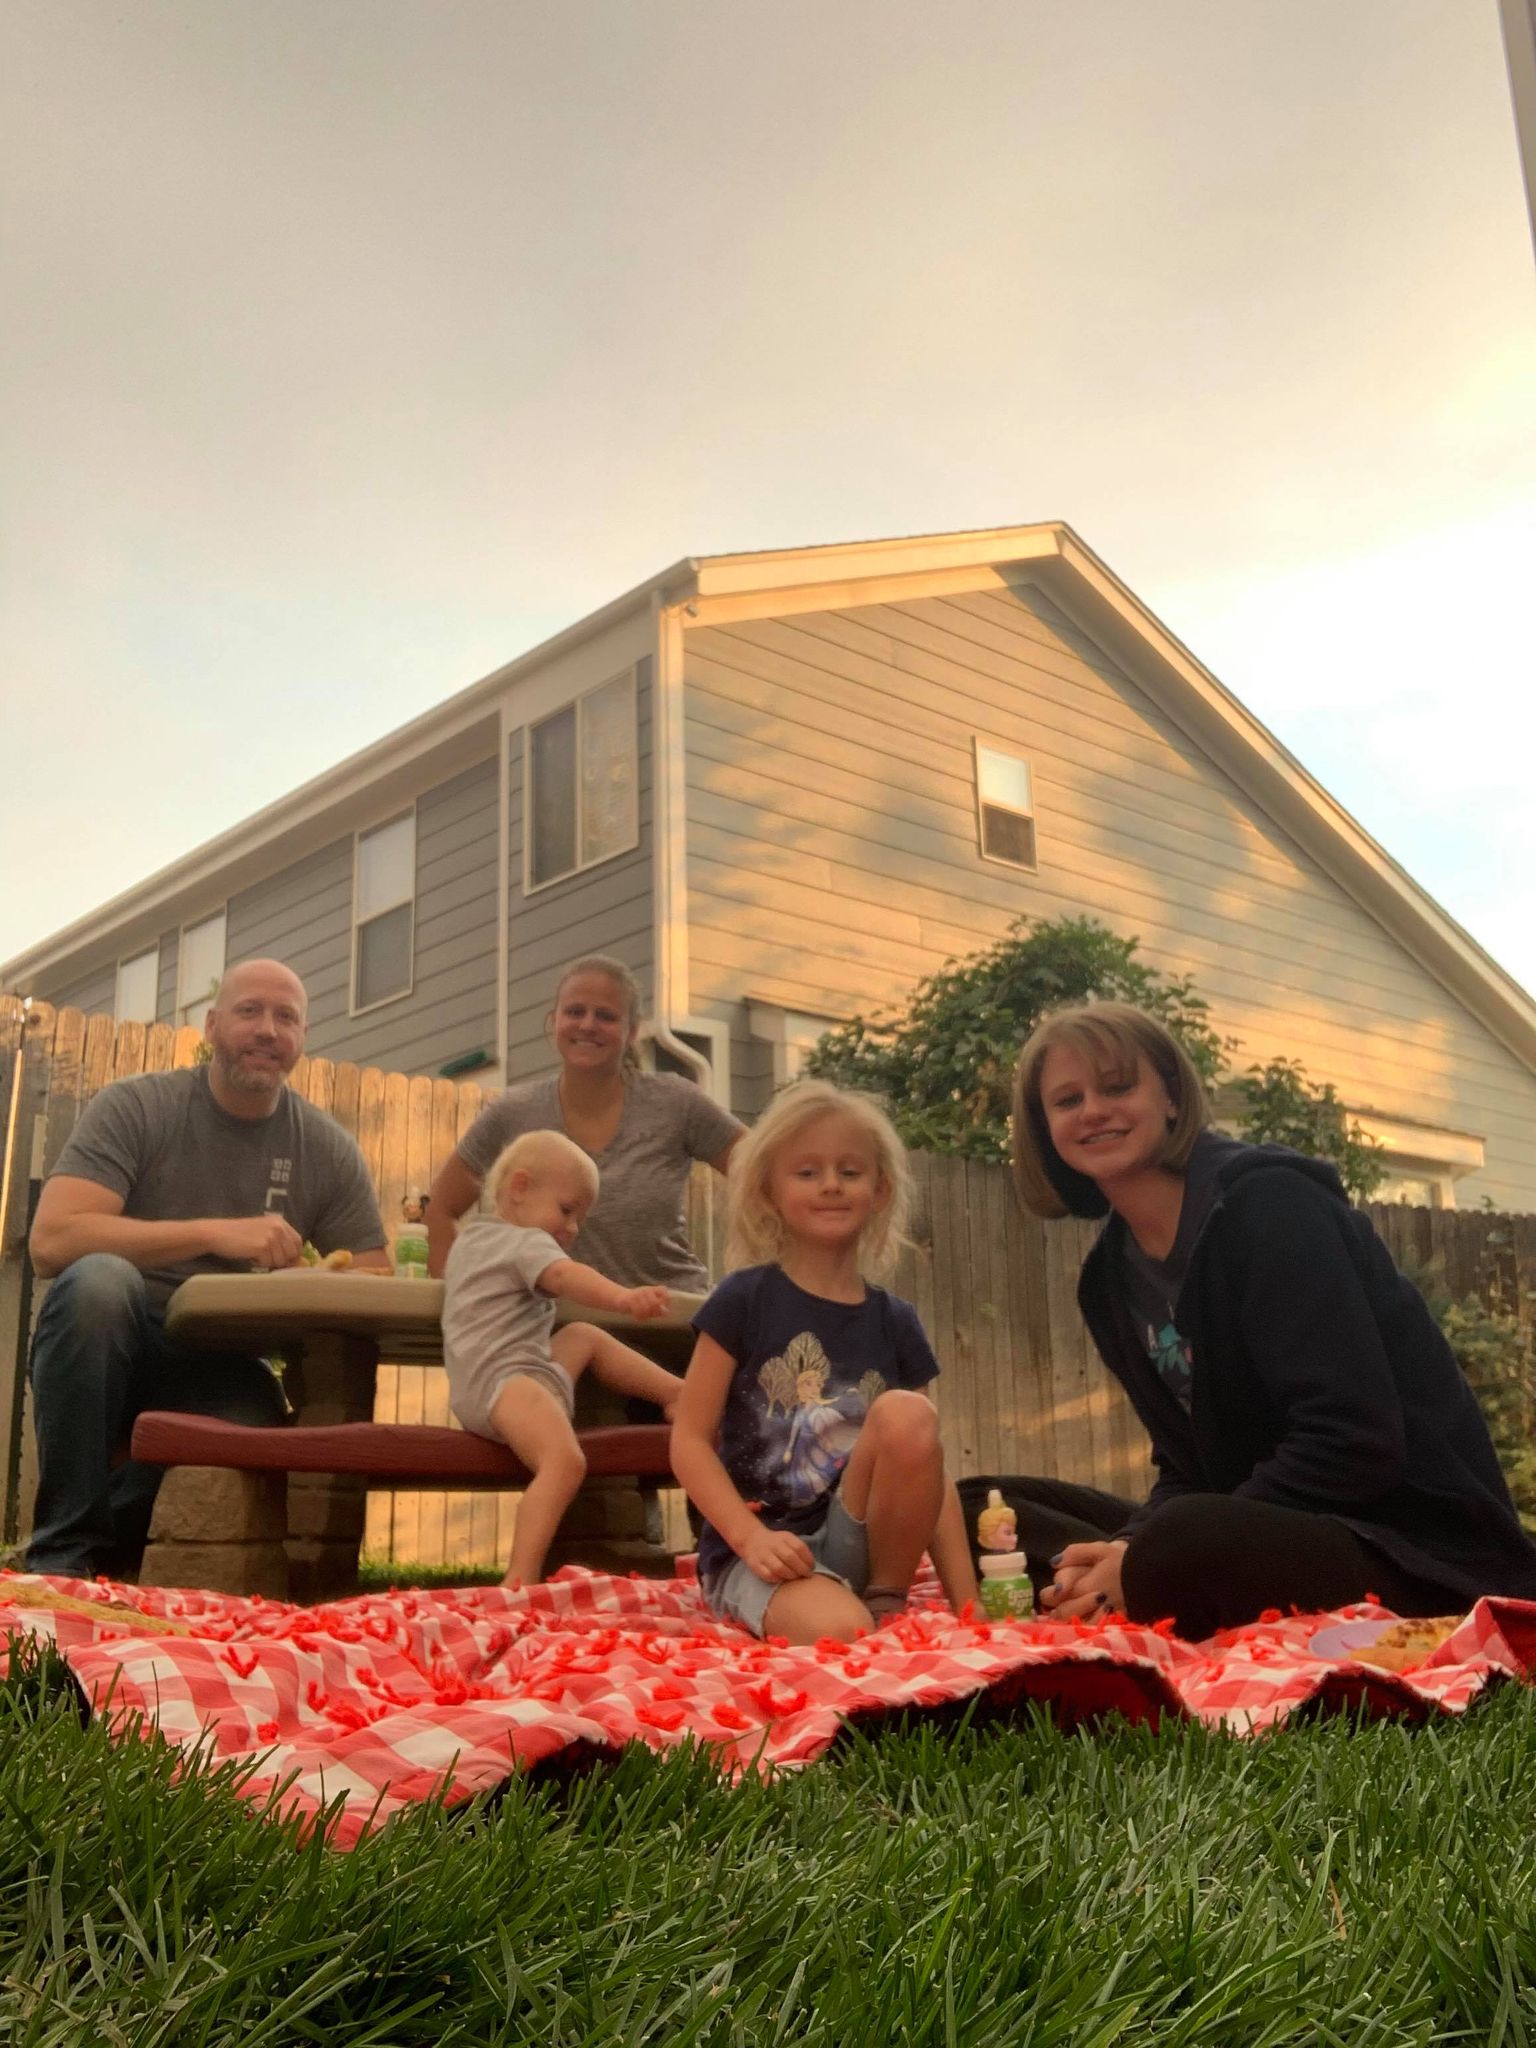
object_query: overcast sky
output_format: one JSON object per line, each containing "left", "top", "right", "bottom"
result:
{"left": 3, "top": 0, "right": 1533, "bottom": 995}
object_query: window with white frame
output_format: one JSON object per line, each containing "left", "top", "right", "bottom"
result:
{"left": 974, "top": 741, "right": 1037, "bottom": 870}
{"left": 353, "top": 811, "right": 415, "bottom": 1010}
{"left": 527, "top": 670, "right": 638, "bottom": 889}
{"left": 176, "top": 911, "right": 227, "bottom": 1027}
{"left": 115, "top": 948, "right": 159, "bottom": 1025}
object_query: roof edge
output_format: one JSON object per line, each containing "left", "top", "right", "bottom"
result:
{"left": 1035, "top": 531, "right": 1536, "bottom": 1072}
{"left": 2, "top": 557, "right": 701, "bottom": 987}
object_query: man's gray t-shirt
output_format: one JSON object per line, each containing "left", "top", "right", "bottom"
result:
{"left": 49, "top": 1067, "right": 386, "bottom": 1311}
{"left": 455, "top": 1071, "right": 742, "bottom": 1290}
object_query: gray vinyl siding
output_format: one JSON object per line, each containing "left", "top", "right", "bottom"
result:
{"left": 43, "top": 960, "right": 116, "bottom": 1017}
{"left": 505, "top": 660, "right": 654, "bottom": 1082}
{"left": 728, "top": 1023, "right": 776, "bottom": 1120}
{"left": 156, "top": 930, "right": 179, "bottom": 1024}
{"left": 226, "top": 755, "right": 501, "bottom": 1077}
{"left": 682, "top": 580, "right": 1536, "bottom": 1209}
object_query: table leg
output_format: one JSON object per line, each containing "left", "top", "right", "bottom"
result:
{"left": 285, "top": 1333, "right": 378, "bottom": 1604}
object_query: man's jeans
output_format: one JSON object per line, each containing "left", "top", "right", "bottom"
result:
{"left": 25, "top": 1254, "right": 288, "bottom": 1578}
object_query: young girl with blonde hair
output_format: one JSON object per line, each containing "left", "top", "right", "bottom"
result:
{"left": 671, "top": 1080, "right": 977, "bottom": 1643}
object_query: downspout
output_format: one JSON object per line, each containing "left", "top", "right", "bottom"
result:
{"left": 648, "top": 583, "right": 710, "bottom": 1090}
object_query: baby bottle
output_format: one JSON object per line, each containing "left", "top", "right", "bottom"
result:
{"left": 975, "top": 1487, "right": 1030, "bottom": 1619}
{"left": 976, "top": 1486, "right": 1017, "bottom": 1554}
{"left": 394, "top": 1192, "right": 430, "bottom": 1279}
{"left": 978, "top": 1551, "right": 1033, "bottom": 1621}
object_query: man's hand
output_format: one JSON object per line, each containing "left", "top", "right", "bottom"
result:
{"left": 737, "top": 1523, "right": 815, "bottom": 1584}
{"left": 619, "top": 1284, "right": 670, "bottom": 1320}
{"left": 203, "top": 1214, "right": 305, "bottom": 1270}
{"left": 1040, "top": 1539, "right": 1127, "bottom": 1621}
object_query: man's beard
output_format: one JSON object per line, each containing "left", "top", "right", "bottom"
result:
{"left": 215, "top": 1048, "right": 286, "bottom": 1097}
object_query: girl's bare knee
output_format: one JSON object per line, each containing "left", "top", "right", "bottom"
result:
{"left": 869, "top": 1389, "right": 939, "bottom": 1455}
{"left": 763, "top": 1575, "right": 871, "bottom": 1645}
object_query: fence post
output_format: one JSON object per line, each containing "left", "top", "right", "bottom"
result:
{"left": 0, "top": 1000, "right": 54, "bottom": 1544}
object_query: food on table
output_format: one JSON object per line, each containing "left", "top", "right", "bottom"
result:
{"left": 296, "top": 1244, "right": 353, "bottom": 1271}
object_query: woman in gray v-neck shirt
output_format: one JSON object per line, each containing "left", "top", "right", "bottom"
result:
{"left": 426, "top": 956, "right": 744, "bottom": 1288}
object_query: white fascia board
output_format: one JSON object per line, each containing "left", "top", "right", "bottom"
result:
{"left": 691, "top": 523, "right": 1062, "bottom": 600}
{"left": 1032, "top": 532, "right": 1536, "bottom": 1077}
{"left": 1349, "top": 1113, "right": 1486, "bottom": 1174}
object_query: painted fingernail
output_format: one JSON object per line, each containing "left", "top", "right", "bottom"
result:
{"left": 1049, "top": 1552, "right": 1064, "bottom": 1567}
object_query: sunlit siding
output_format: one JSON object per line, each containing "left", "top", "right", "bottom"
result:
{"left": 683, "top": 579, "right": 1536, "bottom": 1208}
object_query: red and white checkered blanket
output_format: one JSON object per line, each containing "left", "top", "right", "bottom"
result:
{"left": 4, "top": 1567, "right": 1533, "bottom": 1850}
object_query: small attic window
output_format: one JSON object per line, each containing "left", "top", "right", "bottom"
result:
{"left": 975, "top": 742, "right": 1037, "bottom": 870}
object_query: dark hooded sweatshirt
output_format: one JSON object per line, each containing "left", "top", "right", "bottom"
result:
{"left": 1077, "top": 1135, "right": 1536, "bottom": 1603}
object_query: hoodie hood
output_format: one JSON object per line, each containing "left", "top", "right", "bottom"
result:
{"left": 1210, "top": 1137, "right": 1349, "bottom": 1205}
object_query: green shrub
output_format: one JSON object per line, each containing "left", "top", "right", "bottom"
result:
{"left": 1440, "top": 1295, "right": 1536, "bottom": 1531}
{"left": 1402, "top": 1250, "right": 1536, "bottom": 1531}
{"left": 1232, "top": 1056, "right": 1388, "bottom": 1201}
{"left": 804, "top": 915, "right": 1227, "bottom": 1163}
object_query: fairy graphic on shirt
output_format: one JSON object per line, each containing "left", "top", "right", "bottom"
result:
{"left": 755, "top": 1335, "right": 886, "bottom": 1506}
{"left": 1147, "top": 1319, "right": 1193, "bottom": 1407}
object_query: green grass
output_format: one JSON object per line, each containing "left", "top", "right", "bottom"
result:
{"left": 356, "top": 1554, "right": 503, "bottom": 1592}
{"left": 3, "top": 1638, "right": 1535, "bottom": 2045}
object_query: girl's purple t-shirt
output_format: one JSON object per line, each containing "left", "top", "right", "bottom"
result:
{"left": 691, "top": 1263, "right": 939, "bottom": 1585}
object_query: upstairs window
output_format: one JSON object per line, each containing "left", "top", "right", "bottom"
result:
{"left": 115, "top": 948, "right": 159, "bottom": 1025}
{"left": 975, "top": 742, "right": 1037, "bottom": 870}
{"left": 177, "top": 911, "right": 227, "bottom": 1027}
{"left": 353, "top": 812, "right": 416, "bottom": 1011}
{"left": 527, "top": 670, "right": 638, "bottom": 889}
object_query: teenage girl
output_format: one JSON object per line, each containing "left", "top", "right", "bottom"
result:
{"left": 971, "top": 1000, "right": 1536, "bottom": 1639}
{"left": 670, "top": 1080, "right": 978, "bottom": 1644}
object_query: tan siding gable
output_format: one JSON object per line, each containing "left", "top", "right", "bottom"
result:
{"left": 683, "top": 581, "right": 1536, "bottom": 1207}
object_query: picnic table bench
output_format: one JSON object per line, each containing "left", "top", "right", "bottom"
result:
{"left": 133, "top": 1271, "right": 700, "bottom": 1600}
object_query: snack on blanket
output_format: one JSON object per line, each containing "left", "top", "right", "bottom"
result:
{"left": 0, "top": 1580, "right": 190, "bottom": 1634}
{"left": 1353, "top": 1615, "right": 1463, "bottom": 1672}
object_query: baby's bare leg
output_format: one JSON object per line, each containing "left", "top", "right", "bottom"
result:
{"left": 549, "top": 1323, "right": 684, "bottom": 1415}
{"left": 487, "top": 1377, "right": 587, "bottom": 1586}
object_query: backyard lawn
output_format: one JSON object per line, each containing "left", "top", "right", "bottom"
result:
{"left": 3, "top": 1636, "right": 1534, "bottom": 2046}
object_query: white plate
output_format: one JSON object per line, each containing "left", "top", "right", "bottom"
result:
{"left": 1307, "top": 1618, "right": 1396, "bottom": 1660}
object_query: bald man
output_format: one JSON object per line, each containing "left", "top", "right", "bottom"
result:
{"left": 25, "top": 958, "right": 389, "bottom": 1578}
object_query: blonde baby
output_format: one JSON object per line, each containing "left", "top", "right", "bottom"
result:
{"left": 441, "top": 1129, "right": 683, "bottom": 1585}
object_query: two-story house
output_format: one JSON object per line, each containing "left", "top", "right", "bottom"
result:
{"left": 7, "top": 522, "right": 1535, "bottom": 1209}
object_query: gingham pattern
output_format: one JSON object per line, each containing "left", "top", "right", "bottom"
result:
{"left": 3, "top": 1568, "right": 1532, "bottom": 1849}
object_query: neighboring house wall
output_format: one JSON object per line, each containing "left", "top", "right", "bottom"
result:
{"left": 156, "top": 930, "right": 179, "bottom": 1025}
{"left": 225, "top": 754, "right": 501, "bottom": 1076}
{"left": 682, "top": 578, "right": 1536, "bottom": 1207}
{"left": 504, "top": 659, "right": 655, "bottom": 1082}
{"left": 46, "top": 960, "right": 115, "bottom": 1017}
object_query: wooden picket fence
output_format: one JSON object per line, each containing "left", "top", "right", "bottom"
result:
{"left": 3, "top": 999, "right": 1535, "bottom": 1566}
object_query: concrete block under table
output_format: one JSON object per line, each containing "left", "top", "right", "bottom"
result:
{"left": 140, "top": 1465, "right": 290, "bottom": 1597}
